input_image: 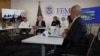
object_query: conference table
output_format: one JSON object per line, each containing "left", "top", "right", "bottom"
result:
{"left": 37, "top": 27, "right": 47, "bottom": 29}
{"left": 0, "top": 26, "right": 17, "bottom": 40}
{"left": 18, "top": 27, "right": 32, "bottom": 29}
{"left": 0, "top": 26, "right": 32, "bottom": 36}
{"left": 0, "top": 26, "right": 16, "bottom": 30}
{"left": 22, "top": 34, "right": 64, "bottom": 56}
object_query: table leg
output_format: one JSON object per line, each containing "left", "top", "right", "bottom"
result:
{"left": 10, "top": 29, "right": 15, "bottom": 41}
{"left": 10, "top": 29, "right": 13, "bottom": 40}
{"left": 41, "top": 45, "right": 45, "bottom": 56}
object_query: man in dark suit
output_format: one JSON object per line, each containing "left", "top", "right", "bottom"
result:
{"left": 53, "top": 5, "right": 88, "bottom": 56}
{"left": 35, "top": 16, "right": 46, "bottom": 34}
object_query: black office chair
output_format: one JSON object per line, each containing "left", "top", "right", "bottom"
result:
{"left": 62, "top": 33, "right": 95, "bottom": 56}
{"left": 89, "top": 28, "right": 100, "bottom": 56}
{"left": 86, "top": 33, "right": 95, "bottom": 56}
{"left": 97, "top": 28, "right": 100, "bottom": 42}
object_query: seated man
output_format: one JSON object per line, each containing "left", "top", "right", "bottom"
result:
{"left": 19, "top": 17, "right": 31, "bottom": 35}
{"left": 53, "top": 5, "right": 88, "bottom": 56}
{"left": 35, "top": 16, "right": 46, "bottom": 34}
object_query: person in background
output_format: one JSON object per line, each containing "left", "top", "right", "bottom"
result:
{"left": 62, "top": 15, "right": 73, "bottom": 38}
{"left": 67, "top": 15, "right": 73, "bottom": 24}
{"left": 67, "top": 15, "right": 73, "bottom": 31}
{"left": 19, "top": 17, "right": 31, "bottom": 35}
{"left": 51, "top": 16, "right": 61, "bottom": 28}
{"left": 53, "top": 5, "right": 88, "bottom": 56}
{"left": 35, "top": 16, "right": 46, "bottom": 34}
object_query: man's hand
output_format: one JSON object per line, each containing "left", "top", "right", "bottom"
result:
{"left": 62, "top": 29, "right": 68, "bottom": 38}
{"left": 62, "top": 32, "right": 67, "bottom": 38}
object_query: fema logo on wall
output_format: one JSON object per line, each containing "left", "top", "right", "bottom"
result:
{"left": 61, "top": 17, "right": 65, "bottom": 21}
{"left": 45, "top": 5, "right": 54, "bottom": 15}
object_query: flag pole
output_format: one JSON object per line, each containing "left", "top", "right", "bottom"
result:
{"left": 37, "top": 1, "right": 43, "bottom": 18}
{"left": 38, "top": 1, "right": 41, "bottom": 5}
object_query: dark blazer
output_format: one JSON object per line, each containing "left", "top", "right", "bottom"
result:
{"left": 36, "top": 20, "right": 46, "bottom": 27}
{"left": 64, "top": 17, "right": 88, "bottom": 55}
{"left": 51, "top": 20, "right": 61, "bottom": 28}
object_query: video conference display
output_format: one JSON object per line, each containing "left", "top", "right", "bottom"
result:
{"left": 81, "top": 6, "right": 100, "bottom": 23}
{"left": 2, "top": 9, "right": 26, "bottom": 22}
{"left": 81, "top": 11, "right": 95, "bottom": 20}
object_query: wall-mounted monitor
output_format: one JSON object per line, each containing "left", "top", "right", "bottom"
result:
{"left": 81, "top": 6, "right": 100, "bottom": 23}
{"left": 2, "top": 8, "right": 26, "bottom": 22}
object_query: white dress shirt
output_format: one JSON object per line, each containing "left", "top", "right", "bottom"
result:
{"left": 19, "top": 21, "right": 31, "bottom": 28}
{"left": 38, "top": 21, "right": 42, "bottom": 27}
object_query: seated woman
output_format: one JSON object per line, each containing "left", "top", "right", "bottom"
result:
{"left": 51, "top": 16, "right": 61, "bottom": 28}
{"left": 19, "top": 17, "right": 31, "bottom": 35}
{"left": 67, "top": 15, "right": 73, "bottom": 30}
{"left": 62, "top": 15, "right": 73, "bottom": 38}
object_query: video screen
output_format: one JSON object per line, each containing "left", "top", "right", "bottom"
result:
{"left": 81, "top": 11, "right": 95, "bottom": 20}
{"left": 81, "top": 6, "right": 100, "bottom": 23}
{"left": 2, "top": 8, "right": 26, "bottom": 22}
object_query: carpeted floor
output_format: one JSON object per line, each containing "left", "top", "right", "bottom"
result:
{"left": 0, "top": 34, "right": 54, "bottom": 56}
{"left": 0, "top": 34, "right": 100, "bottom": 56}
{"left": 0, "top": 34, "right": 41, "bottom": 56}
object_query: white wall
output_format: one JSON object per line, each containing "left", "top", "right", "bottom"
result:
{"left": 11, "top": 0, "right": 100, "bottom": 26}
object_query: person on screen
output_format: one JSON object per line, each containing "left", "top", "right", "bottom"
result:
{"left": 19, "top": 17, "right": 31, "bottom": 35}
{"left": 17, "top": 15, "right": 23, "bottom": 22}
{"left": 3, "top": 15, "right": 6, "bottom": 18}
{"left": 8, "top": 15, "right": 12, "bottom": 19}
{"left": 10, "top": 15, "right": 15, "bottom": 22}
{"left": 3, "top": 15, "right": 8, "bottom": 21}
{"left": 35, "top": 16, "right": 46, "bottom": 34}
{"left": 53, "top": 5, "right": 88, "bottom": 56}
{"left": 51, "top": 16, "right": 61, "bottom": 28}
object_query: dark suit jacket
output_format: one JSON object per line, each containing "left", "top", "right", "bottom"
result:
{"left": 36, "top": 20, "right": 46, "bottom": 27}
{"left": 64, "top": 17, "right": 88, "bottom": 55}
{"left": 51, "top": 20, "right": 61, "bottom": 28}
